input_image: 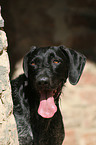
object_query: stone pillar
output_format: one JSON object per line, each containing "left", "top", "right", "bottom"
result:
{"left": 0, "top": 6, "right": 19, "bottom": 145}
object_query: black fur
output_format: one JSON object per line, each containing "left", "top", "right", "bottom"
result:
{"left": 11, "top": 46, "right": 86, "bottom": 145}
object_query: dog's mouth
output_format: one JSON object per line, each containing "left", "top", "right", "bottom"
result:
{"left": 38, "top": 84, "right": 62, "bottom": 118}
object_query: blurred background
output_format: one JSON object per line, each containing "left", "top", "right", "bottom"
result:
{"left": 0, "top": 0, "right": 96, "bottom": 145}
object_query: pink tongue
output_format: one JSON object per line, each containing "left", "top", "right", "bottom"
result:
{"left": 38, "top": 92, "right": 57, "bottom": 118}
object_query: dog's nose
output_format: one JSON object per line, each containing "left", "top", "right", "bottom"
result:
{"left": 37, "top": 77, "right": 49, "bottom": 87}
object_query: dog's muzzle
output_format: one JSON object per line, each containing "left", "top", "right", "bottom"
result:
{"left": 36, "top": 77, "right": 62, "bottom": 118}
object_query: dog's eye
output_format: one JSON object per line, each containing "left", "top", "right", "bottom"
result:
{"left": 53, "top": 60, "right": 60, "bottom": 64}
{"left": 31, "top": 62, "right": 35, "bottom": 66}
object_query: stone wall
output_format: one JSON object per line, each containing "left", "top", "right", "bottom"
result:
{"left": 0, "top": 7, "right": 19, "bottom": 145}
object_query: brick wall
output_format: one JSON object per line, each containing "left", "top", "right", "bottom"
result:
{"left": 60, "top": 61, "right": 96, "bottom": 145}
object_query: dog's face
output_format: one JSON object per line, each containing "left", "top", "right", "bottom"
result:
{"left": 28, "top": 46, "right": 68, "bottom": 90}
{"left": 23, "top": 46, "right": 86, "bottom": 118}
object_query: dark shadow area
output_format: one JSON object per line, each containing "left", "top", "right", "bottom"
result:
{"left": 1, "top": 0, "right": 96, "bottom": 77}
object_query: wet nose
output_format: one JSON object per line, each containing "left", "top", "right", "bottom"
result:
{"left": 37, "top": 77, "right": 50, "bottom": 88}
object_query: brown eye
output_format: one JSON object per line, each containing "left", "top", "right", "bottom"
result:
{"left": 53, "top": 60, "right": 59, "bottom": 64}
{"left": 31, "top": 62, "right": 35, "bottom": 66}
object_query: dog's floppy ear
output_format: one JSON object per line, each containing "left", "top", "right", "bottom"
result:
{"left": 23, "top": 46, "right": 36, "bottom": 78}
{"left": 60, "top": 46, "right": 86, "bottom": 85}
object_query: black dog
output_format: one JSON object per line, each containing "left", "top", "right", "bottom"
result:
{"left": 11, "top": 46, "right": 86, "bottom": 145}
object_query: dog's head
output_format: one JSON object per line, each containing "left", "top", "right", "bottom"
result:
{"left": 23, "top": 46, "right": 86, "bottom": 118}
